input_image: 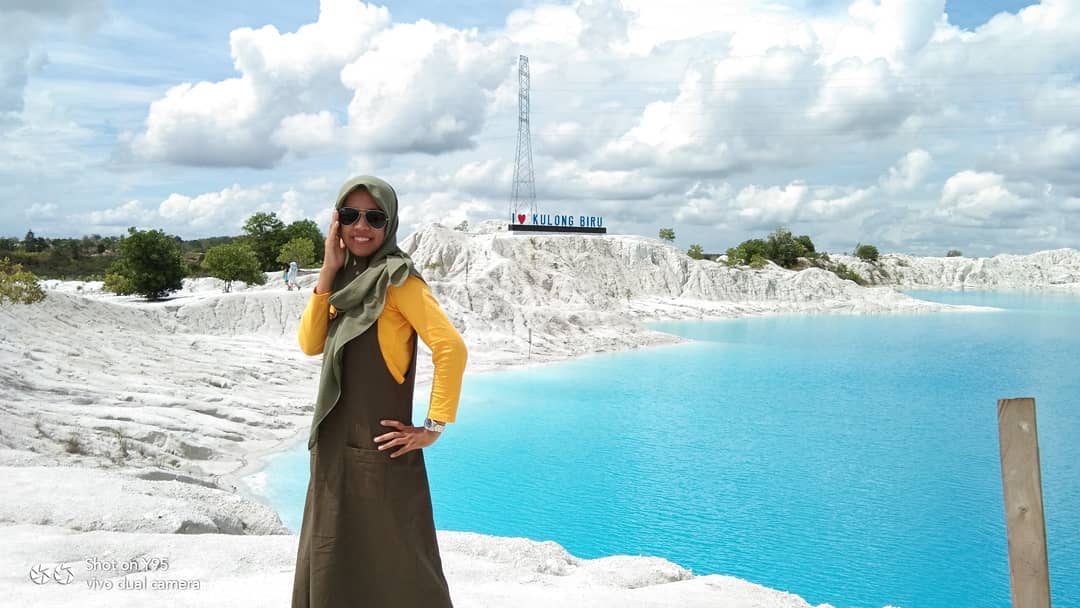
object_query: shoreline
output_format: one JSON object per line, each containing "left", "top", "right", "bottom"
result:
{"left": 224, "top": 291, "right": 1001, "bottom": 529}
{"left": 219, "top": 325, "right": 691, "bottom": 516}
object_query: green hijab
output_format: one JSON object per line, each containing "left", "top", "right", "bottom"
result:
{"left": 308, "top": 175, "right": 424, "bottom": 450}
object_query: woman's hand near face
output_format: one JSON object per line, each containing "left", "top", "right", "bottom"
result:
{"left": 315, "top": 211, "right": 346, "bottom": 294}
{"left": 324, "top": 210, "right": 347, "bottom": 270}
{"left": 374, "top": 420, "right": 440, "bottom": 458}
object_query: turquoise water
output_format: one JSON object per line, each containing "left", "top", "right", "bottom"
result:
{"left": 262, "top": 291, "right": 1080, "bottom": 608}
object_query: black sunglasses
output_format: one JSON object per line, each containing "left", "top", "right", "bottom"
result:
{"left": 338, "top": 207, "right": 388, "bottom": 229}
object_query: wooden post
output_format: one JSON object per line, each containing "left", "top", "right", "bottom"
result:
{"left": 998, "top": 397, "right": 1052, "bottom": 608}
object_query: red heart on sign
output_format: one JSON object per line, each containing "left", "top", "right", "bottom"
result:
{"left": 517, "top": 214, "right": 527, "bottom": 224}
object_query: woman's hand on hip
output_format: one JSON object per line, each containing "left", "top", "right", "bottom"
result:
{"left": 374, "top": 420, "right": 440, "bottom": 458}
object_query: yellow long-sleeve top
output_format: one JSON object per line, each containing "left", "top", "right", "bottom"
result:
{"left": 297, "top": 275, "right": 467, "bottom": 423}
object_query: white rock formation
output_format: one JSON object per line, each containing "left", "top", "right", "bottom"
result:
{"left": 831, "top": 249, "right": 1080, "bottom": 289}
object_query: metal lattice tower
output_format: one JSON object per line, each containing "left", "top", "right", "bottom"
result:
{"left": 510, "top": 55, "right": 536, "bottom": 221}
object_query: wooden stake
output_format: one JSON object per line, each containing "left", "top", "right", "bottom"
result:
{"left": 998, "top": 397, "right": 1052, "bottom": 608}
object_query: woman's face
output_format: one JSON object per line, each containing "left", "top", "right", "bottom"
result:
{"left": 340, "top": 188, "right": 386, "bottom": 258}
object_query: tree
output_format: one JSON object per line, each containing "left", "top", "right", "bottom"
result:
{"left": 765, "top": 227, "right": 806, "bottom": 269}
{"left": 0, "top": 258, "right": 45, "bottom": 304}
{"left": 854, "top": 243, "right": 880, "bottom": 262}
{"left": 203, "top": 243, "right": 266, "bottom": 293}
{"left": 946, "top": 249, "right": 962, "bottom": 257}
{"left": 22, "top": 230, "right": 46, "bottom": 253}
{"left": 687, "top": 244, "right": 704, "bottom": 260}
{"left": 658, "top": 227, "right": 676, "bottom": 242}
{"left": 454, "top": 220, "right": 469, "bottom": 232}
{"left": 241, "top": 212, "right": 288, "bottom": 271}
{"left": 283, "top": 219, "right": 324, "bottom": 264}
{"left": 725, "top": 238, "right": 769, "bottom": 266}
{"left": 795, "top": 234, "right": 816, "bottom": 256}
{"left": 103, "top": 227, "right": 185, "bottom": 300}
{"left": 276, "top": 237, "right": 316, "bottom": 268}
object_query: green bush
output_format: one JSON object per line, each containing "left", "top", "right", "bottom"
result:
{"left": 203, "top": 243, "right": 266, "bottom": 293}
{"left": 854, "top": 243, "right": 880, "bottom": 262}
{"left": 832, "top": 262, "right": 866, "bottom": 285}
{"left": 687, "top": 244, "right": 704, "bottom": 260}
{"left": 103, "top": 227, "right": 185, "bottom": 300}
{"left": 0, "top": 257, "right": 46, "bottom": 304}
{"left": 725, "top": 238, "right": 768, "bottom": 266}
{"left": 946, "top": 249, "right": 962, "bottom": 257}
{"left": 283, "top": 220, "right": 324, "bottom": 264}
{"left": 724, "top": 228, "right": 816, "bottom": 269}
{"left": 276, "top": 237, "right": 316, "bottom": 268}
{"left": 765, "top": 227, "right": 807, "bottom": 269}
{"left": 749, "top": 254, "right": 767, "bottom": 269}
{"left": 658, "top": 227, "right": 675, "bottom": 242}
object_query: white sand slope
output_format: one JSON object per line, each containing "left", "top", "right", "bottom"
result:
{"left": 3, "top": 223, "right": 1072, "bottom": 607}
{"left": 0, "top": 523, "right": 851, "bottom": 608}
{"left": 832, "top": 249, "right": 1080, "bottom": 289}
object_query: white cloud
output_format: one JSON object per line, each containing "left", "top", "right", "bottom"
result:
{"left": 84, "top": 200, "right": 150, "bottom": 227}
{"left": 829, "top": 0, "right": 945, "bottom": 65}
{"left": 341, "top": 20, "right": 509, "bottom": 154}
{"left": 505, "top": 4, "right": 581, "bottom": 47}
{"left": 671, "top": 148, "right": 936, "bottom": 233}
{"left": 125, "top": 0, "right": 390, "bottom": 168}
{"left": 71, "top": 183, "right": 328, "bottom": 237}
{"left": 731, "top": 182, "right": 808, "bottom": 227}
{"left": 271, "top": 111, "right": 339, "bottom": 153}
{"left": 130, "top": 78, "right": 274, "bottom": 167}
{"left": 400, "top": 191, "right": 498, "bottom": 231}
{"left": 229, "top": 0, "right": 388, "bottom": 89}
{"left": 575, "top": 0, "right": 631, "bottom": 51}
{"left": 806, "top": 57, "right": 914, "bottom": 134}
{"left": 880, "top": 148, "right": 932, "bottom": 192}
{"left": 538, "top": 121, "right": 587, "bottom": 158}
{"left": 596, "top": 47, "right": 823, "bottom": 176}
{"left": 25, "top": 202, "right": 58, "bottom": 218}
{"left": 0, "top": 0, "right": 105, "bottom": 115}
{"left": 1037, "top": 126, "right": 1080, "bottom": 169}
{"left": 158, "top": 184, "right": 281, "bottom": 229}
{"left": 936, "top": 170, "right": 1030, "bottom": 224}
{"left": 125, "top": 0, "right": 512, "bottom": 166}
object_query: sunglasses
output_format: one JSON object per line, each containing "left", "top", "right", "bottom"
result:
{"left": 338, "top": 207, "right": 388, "bottom": 229}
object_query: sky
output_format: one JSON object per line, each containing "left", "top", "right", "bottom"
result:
{"left": 2, "top": 0, "right": 1077, "bottom": 256}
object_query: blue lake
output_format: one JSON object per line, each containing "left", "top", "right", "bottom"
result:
{"left": 261, "top": 290, "right": 1080, "bottom": 608}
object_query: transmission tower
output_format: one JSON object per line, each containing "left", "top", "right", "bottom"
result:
{"left": 510, "top": 55, "right": 536, "bottom": 222}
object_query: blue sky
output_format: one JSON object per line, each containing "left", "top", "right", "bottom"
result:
{"left": 3, "top": 0, "right": 1077, "bottom": 256}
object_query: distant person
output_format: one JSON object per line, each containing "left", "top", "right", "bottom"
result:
{"left": 291, "top": 175, "right": 466, "bottom": 608}
{"left": 283, "top": 266, "right": 291, "bottom": 291}
{"left": 288, "top": 260, "right": 300, "bottom": 291}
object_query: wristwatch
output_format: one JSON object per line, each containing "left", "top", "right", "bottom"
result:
{"left": 423, "top": 418, "right": 446, "bottom": 433}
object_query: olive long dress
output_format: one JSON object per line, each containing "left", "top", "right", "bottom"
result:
{"left": 291, "top": 323, "right": 453, "bottom": 607}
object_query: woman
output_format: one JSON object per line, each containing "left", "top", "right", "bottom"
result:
{"left": 291, "top": 175, "right": 467, "bottom": 608}
{"left": 288, "top": 260, "right": 300, "bottom": 291}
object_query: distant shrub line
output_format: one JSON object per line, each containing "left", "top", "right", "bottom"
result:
{"left": 678, "top": 226, "right": 888, "bottom": 286}
{"left": 3, "top": 212, "right": 325, "bottom": 300}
